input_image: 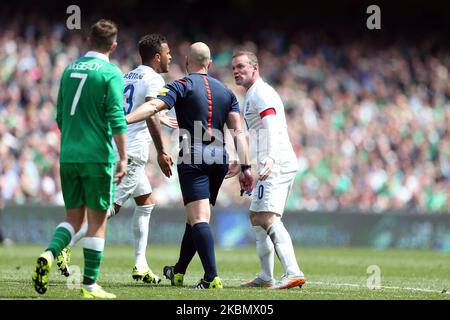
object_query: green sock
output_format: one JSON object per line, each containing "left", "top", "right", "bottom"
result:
{"left": 83, "top": 248, "right": 103, "bottom": 284}
{"left": 46, "top": 225, "right": 73, "bottom": 258}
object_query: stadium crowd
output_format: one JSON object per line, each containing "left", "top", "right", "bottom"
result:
{"left": 1, "top": 15, "right": 450, "bottom": 214}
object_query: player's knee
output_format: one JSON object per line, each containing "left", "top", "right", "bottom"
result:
{"left": 249, "top": 211, "right": 280, "bottom": 230}
{"left": 134, "top": 193, "right": 153, "bottom": 206}
{"left": 188, "top": 209, "right": 210, "bottom": 225}
{"left": 249, "top": 212, "right": 259, "bottom": 226}
{"left": 66, "top": 216, "right": 85, "bottom": 231}
{"left": 189, "top": 216, "right": 210, "bottom": 225}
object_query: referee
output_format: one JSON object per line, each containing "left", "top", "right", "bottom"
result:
{"left": 126, "top": 42, "right": 253, "bottom": 289}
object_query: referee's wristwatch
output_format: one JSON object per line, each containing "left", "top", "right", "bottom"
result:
{"left": 241, "top": 164, "right": 251, "bottom": 172}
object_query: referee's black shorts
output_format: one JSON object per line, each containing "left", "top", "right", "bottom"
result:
{"left": 177, "top": 163, "right": 229, "bottom": 206}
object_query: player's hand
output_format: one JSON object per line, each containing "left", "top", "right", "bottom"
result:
{"left": 115, "top": 159, "right": 128, "bottom": 185}
{"left": 258, "top": 157, "right": 274, "bottom": 181}
{"left": 157, "top": 152, "right": 174, "bottom": 178}
{"left": 239, "top": 169, "right": 254, "bottom": 196}
{"left": 159, "top": 110, "right": 178, "bottom": 129}
{"left": 225, "top": 163, "right": 240, "bottom": 179}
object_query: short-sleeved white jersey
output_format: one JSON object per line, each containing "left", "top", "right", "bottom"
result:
{"left": 243, "top": 78, "right": 298, "bottom": 172}
{"left": 114, "top": 65, "right": 165, "bottom": 161}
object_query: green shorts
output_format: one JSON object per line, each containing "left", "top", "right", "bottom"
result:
{"left": 60, "top": 163, "right": 115, "bottom": 211}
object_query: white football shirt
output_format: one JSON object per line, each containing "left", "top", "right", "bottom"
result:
{"left": 243, "top": 78, "right": 298, "bottom": 172}
{"left": 114, "top": 65, "right": 165, "bottom": 161}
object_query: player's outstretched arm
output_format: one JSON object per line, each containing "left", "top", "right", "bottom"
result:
{"left": 125, "top": 98, "right": 168, "bottom": 124}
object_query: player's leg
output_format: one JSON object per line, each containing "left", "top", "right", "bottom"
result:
{"left": 251, "top": 211, "right": 305, "bottom": 285}
{"left": 56, "top": 167, "right": 112, "bottom": 277}
{"left": 241, "top": 174, "right": 276, "bottom": 287}
{"left": 240, "top": 210, "right": 275, "bottom": 288}
{"left": 79, "top": 163, "right": 116, "bottom": 299}
{"left": 80, "top": 207, "right": 115, "bottom": 298}
{"left": 49, "top": 164, "right": 86, "bottom": 258}
{"left": 131, "top": 190, "right": 160, "bottom": 284}
{"left": 249, "top": 170, "right": 305, "bottom": 289}
{"left": 66, "top": 202, "right": 113, "bottom": 250}
{"left": 250, "top": 210, "right": 305, "bottom": 289}
{"left": 69, "top": 213, "right": 88, "bottom": 246}
{"left": 68, "top": 203, "right": 117, "bottom": 261}
{"left": 55, "top": 210, "right": 87, "bottom": 277}
{"left": 108, "top": 157, "right": 136, "bottom": 219}
{"left": 32, "top": 163, "right": 85, "bottom": 294}
{"left": 32, "top": 207, "right": 85, "bottom": 294}
{"left": 54, "top": 209, "right": 87, "bottom": 277}
{"left": 119, "top": 157, "right": 160, "bottom": 283}
{"left": 266, "top": 215, "right": 306, "bottom": 289}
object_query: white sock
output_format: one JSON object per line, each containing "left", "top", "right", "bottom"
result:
{"left": 133, "top": 204, "right": 155, "bottom": 269}
{"left": 83, "top": 283, "right": 98, "bottom": 291}
{"left": 83, "top": 237, "right": 105, "bottom": 251}
{"left": 44, "top": 250, "right": 55, "bottom": 263}
{"left": 267, "top": 220, "right": 303, "bottom": 276}
{"left": 253, "top": 225, "right": 274, "bottom": 281}
{"left": 70, "top": 222, "right": 88, "bottom": 247}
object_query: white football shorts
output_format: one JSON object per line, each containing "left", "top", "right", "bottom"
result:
{"left": 115, "top": 157, "right": 152, "bottom": 206}
{"left": 249, "top": 165, "right": 297, "bottom": 216}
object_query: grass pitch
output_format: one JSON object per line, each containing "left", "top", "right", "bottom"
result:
{"left": 0, "top": 244, "right": 449, "bottom": 300}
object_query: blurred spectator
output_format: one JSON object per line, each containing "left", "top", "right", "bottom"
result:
{"left": 0, "top": 183, "right": 13, "bottom": 245}
{"left": 1, "top": 14, "right": 450, "bottom": 214}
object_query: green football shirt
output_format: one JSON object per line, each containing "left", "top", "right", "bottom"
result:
{"left": 56, "top": 51, "right": 126, "bottom": 163}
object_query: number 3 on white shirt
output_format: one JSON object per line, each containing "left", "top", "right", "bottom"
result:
{"left": 69, "top": 73, "right": 88, "bottom": 115}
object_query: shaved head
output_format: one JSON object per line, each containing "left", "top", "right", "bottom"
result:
{"left": 188, "top": 42, "right": 211, "bottom": 68}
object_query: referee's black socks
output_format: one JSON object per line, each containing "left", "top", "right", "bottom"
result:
{"left": 174, "top": 224, "right": 196, "bottom": 274}
{"left": 191, "top": 222, "right": 218, "bottom": 282}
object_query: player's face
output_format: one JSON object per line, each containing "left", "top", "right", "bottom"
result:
{"left": 159, "top": 42, "right": 172, "bottom": 73}
{"left": 231, "top": 55, "right": 255, "bottom": 89}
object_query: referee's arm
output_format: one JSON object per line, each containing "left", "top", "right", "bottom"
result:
{"left": 226, "top": 111, "right": 250, "bottom": 166}
{"left": 125, "top": 98, "right": 168, "bottom": 124}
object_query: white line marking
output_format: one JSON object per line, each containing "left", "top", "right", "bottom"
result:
{"left": 309, "top": 281, "right": 450, "bottom": 295}
{"left": 224, "top": 278, "right": 449, "bottom": 295}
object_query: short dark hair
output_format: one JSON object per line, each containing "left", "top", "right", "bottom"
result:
{"left": 138, "top": 34, "right": 167, "bottom": 63}
{"left": 89, "top": 19, "right": 118, "bottom": 52}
